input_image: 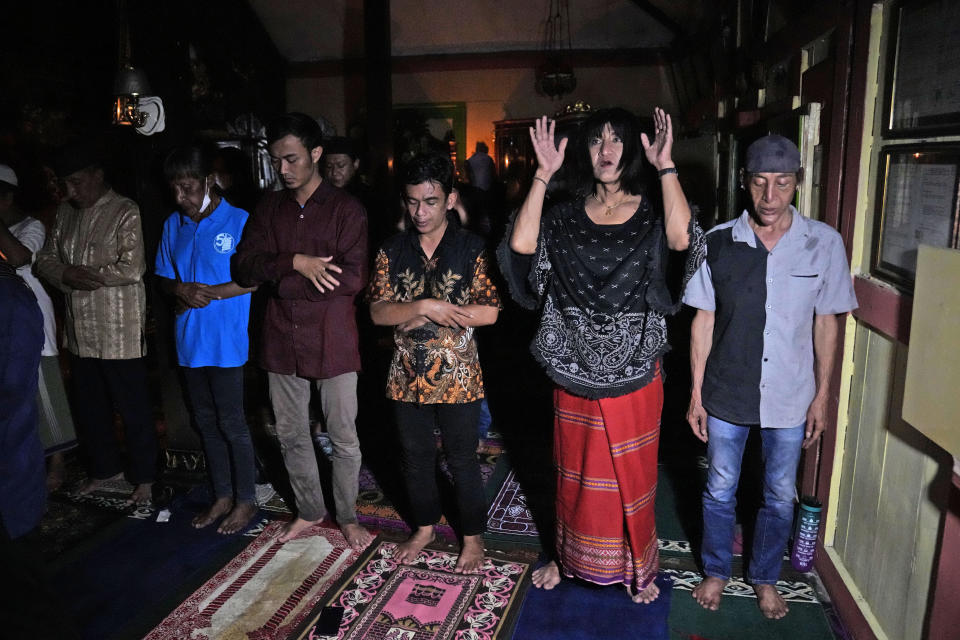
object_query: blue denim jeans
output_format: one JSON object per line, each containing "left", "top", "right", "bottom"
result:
{"left": 701, "top": 415, "right": 804, "bottom": 584}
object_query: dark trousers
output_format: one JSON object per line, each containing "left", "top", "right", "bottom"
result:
{"left": 182, "top": 366, "right": 256, "bottom": 503}
{"left": 70, "top": 355, "right": 157, "bottom": 484}
{"left": 394, "top": 400, "right": 486, "bottom": 536}
{"left": 0, "top": 275, "right": 46, "bottom": 538}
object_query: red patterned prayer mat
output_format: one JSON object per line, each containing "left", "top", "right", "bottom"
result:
{"left": 292, "top": 541, "right": 531, "bottom": 640}
{"left": 144, "top": 521, "right": 372, "bottom": 640}
{"left": 486, "top": 470, "right": 539, "bottom": 540}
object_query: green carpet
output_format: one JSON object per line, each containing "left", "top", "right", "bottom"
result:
{"left": 666, "top": 570, "right": 836, "bottom": 639}
{"left": 656, "top": 462, "right": 705, "bottom": 551}
{"left": 653, "top": 458, "right": 840, "bottom": 640}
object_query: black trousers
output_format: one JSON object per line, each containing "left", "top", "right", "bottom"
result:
{"left": 70, "top": 356, "right": 158, "bottom": 484}
{"left": 394, "top": 400, "right": 486, "bottom": 536}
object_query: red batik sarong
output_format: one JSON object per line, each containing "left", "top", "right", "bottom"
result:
{"left": 553, "top": 376, "right": 663, "bottom": 591}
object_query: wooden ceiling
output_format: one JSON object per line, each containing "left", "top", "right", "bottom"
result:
{"left": 247, "top": 0, "right": 718, "bottom": 63}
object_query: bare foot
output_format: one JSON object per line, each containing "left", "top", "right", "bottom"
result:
{"left": 754, "top": 583, "right": 789, "bottom": 619}
{"left": 454, "top": 534, "right": 485, "bottom": 573}
{"left": 340, "top": 522, "right": 375, "bottom": 551}
{"left": 77, "top": 472, "right": 124, "bottom": 495}
{"left": 126, "top": 482, "right": 153, "bottom": 506}
{"left": 531, "top": 561, "right": 561, "bottom": 589}
{"left": 46, "top": 452, "right": 66, "bottom": 492}
{"left": 629, "top": 580, "right": 661, "bottom": 604}
{"left": 277, "top": 517, "right": 322, "bottom": 543}
{"left": 217, "top": 501, "right": 258, "bottom": 534}
{"left": 394, "top": 526, "right": 436, "bottom": 564}
{"left": 193, "top": 497, "right": 233, "bottom": 529}
{"left": 692, "top": 576, "right": 727, "bottom": 611}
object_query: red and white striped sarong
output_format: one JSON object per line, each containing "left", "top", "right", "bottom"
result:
{"left": 553, "top": 375, "right": 662, "bottom": 591}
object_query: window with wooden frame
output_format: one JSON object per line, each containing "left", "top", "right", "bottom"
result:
{"left": 869, "top": 0, "right": 960, "bottom": 290}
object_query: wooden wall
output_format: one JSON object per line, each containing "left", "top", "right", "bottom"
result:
{"left": 823, "top": 3, "right": 958, "bottom": 637}
{"left": 832, "top": 326, "right": 951, "bottom": 639}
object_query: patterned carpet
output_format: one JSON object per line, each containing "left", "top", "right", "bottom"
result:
{"left": 40, "top": 433, "right": 847, "bottom": 639}
{"left": 260, "top": 435, "right": 504, "bottom": 542}
{"left": 293, "top": 540, "right": 532, "bottom": 640}
{"left": 145, "top": 521, "right": 369, "bottom": 640}
{"left": 486, "top": 469, "right": 539, "bottom": 541}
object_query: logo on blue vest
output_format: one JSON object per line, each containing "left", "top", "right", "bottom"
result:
{"left": 214, "top": 233, "right": 235, "bottom": 254}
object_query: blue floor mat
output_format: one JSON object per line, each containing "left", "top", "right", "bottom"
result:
{"left": 511, "top": 571, "right": 672, "bottom": 639}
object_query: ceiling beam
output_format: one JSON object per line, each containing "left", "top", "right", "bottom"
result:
{"left": 628, "top": 0, "right": 683, "bottom": 40}
{"left": 288, "top": 48, "right": 669, "bottom": 78}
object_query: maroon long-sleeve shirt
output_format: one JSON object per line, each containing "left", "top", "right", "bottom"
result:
{"left": 232, "top": 181, "right": 368, "bottom": 379}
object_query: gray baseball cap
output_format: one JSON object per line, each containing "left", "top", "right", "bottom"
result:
{"left": 0, "top": 164, "right": 17, "bottom": 187}
{"left": 745, "top": 135, "right": 801, "bottom": 173}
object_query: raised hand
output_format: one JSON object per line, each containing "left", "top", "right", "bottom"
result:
{"left": 529, "top": 116, "right": 568, "bottom": 178}
{"left": 640, "top": 107, "right": 675, "bottom": 171}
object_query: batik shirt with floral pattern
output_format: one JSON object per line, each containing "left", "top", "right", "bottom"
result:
{"left": 368, "top": 223, "right": 500, "bottom": 404}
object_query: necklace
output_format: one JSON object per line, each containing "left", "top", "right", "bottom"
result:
{"left": 592, "top": 192, "right": 627, "bottom": 216}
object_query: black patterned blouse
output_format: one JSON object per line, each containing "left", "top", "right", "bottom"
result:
{"left": 368, "top": 223, "right": 500, "bottom": 404}
{"left": 498, "top": 196, "right": 705, "bottom": 399}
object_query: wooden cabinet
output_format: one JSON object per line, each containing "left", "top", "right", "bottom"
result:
{"left": 494, "top": 108, "right": 593, "bottom": 207}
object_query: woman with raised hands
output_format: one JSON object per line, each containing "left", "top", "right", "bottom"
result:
{"left": 498, "top": 107, "right": 705, "bottom": 603}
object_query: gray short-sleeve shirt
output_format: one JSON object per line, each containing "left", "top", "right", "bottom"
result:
{"left": 683, "top": 208, "right": 858, "bottom": 428}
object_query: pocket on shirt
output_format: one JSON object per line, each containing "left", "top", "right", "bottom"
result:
{"left": 787, "top": 273, "right": 821, "bottom": 310}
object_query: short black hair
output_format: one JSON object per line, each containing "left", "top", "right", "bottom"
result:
{"left": 266, "top": 112, "right": 324, "bottom": 151}
{"left": 402, "top": 152, "right": 454, "bottom": 196}
{"left": 55, "top": 139, "right": 105, "bottom": 178}
{"left": 572, "top": 107, "right": 646, "bottom": 197}
{"left": 163, "top": 145, "right": 214, "bottom": 182}
{"left": 322, "top": 136, "right": 358, "bottom": 161}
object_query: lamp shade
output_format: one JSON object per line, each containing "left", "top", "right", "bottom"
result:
{"left": 113, "top": 65, "right": 151, "bottom": 96}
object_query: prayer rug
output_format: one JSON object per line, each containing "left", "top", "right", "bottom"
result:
{"left": 355, "top": 451, "right": 501, "bottom": 541}
{"left": 40, "top": 494, "right": 128, "bottom": 558}
{"left": 511, "top": 571, "right": 673, "bottom": 640}
{"left": 261, "top": 450, "right": 501, "bottom": 542}
{"left": 292, "top": 541, "right": 531, "bottom": 640}
{"left": 486, "top": 469, "right": 540, "bottom": 540}
{"left": 53, "top": 497, "right": 259, "bottom": 640}
{"left": 145, "top": 521, "right": 370, "bottom": 640}
{"left": 665, "top": 569, "right": 836, "bottom": 640}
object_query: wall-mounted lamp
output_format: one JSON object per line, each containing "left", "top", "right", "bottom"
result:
{"left": 111, "top": 0, "right": 164, "bottom": 134}
{"left": 112, "top": 64, "right": 151, "bottom": 127}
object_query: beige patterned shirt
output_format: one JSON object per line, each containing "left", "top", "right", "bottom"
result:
{"left": 35, "top": 189, "right": 147, "bottom": 359}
